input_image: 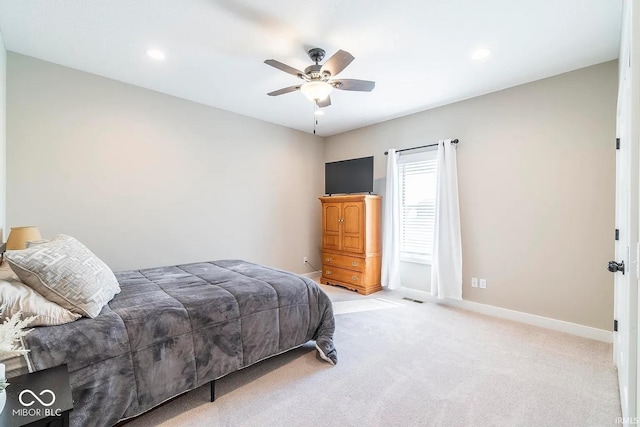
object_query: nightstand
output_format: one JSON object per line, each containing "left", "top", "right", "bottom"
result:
{"left": 0, "top": 365, "right": 73, "bottom": 427}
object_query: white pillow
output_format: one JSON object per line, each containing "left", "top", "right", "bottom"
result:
{"left": 5, "top": 234, "right": 121, "bottom": 318}
{"left": 0, "top": 263, "right": 80, "bottom": 326}
{"left": 0, "top": 279, "right": 81, "bottom": 326}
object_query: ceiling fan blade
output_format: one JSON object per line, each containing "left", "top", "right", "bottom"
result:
{"left": 320, "top": 50, "right": 354, "bottom": 77}
{"left": 332, "top": 79, "right": 375, "bottom": 92}
{"left": 317, "top": 96, "right": 331, "bottom": 108}
{"left": 267, "top": 85, "right": 301, "bottom": 96}
{"left": 264, "top": 59, "right": 305, "bottom": 79}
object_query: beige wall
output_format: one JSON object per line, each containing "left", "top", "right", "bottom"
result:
{"left": 7, "top": 53, "right": 325, "bottom": 273}
{"left": 0, "top": 32, "right": 6, "bottom": 240}
{"left": 325, "top": 61, "right": 618, "bottom": 330}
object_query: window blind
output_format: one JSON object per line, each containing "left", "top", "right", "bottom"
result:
{"left": 398, "top": 150, "right": 438, "bottom": 262}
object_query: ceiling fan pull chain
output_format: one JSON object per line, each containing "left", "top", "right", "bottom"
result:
{"left": 313, "top": 104, "right": 316, "bottom": 134}
{"left": 313, "top": 102, "right": 320, "bottom": 134}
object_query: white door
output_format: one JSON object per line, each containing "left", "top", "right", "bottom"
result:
{"left": 614, "top": 111, "right": 637, "bottom": 422}
{"left": 614, "top": 3, "right": 638, "bottom": 420}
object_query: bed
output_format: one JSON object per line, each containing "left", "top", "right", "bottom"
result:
{"left": 10, "top": 259, "right": 336, "bottom": 427}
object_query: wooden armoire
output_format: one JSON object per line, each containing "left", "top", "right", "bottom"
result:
{"left": 319, "top": 194, "right": 382, "bottom": 295}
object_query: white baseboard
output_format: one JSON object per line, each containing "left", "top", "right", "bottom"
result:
{"left": 398, "top": 287, "right": 612, "bottom": 343}
{"left": 301, "top": 271, "right": 321, "bottom": 280}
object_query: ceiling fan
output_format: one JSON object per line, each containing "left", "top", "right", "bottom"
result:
{"left": 264, "top": 48, "right": 375, "bottom": 108}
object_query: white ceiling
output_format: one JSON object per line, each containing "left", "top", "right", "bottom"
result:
{"left": 0, "top": 0, "right": 623, "bottom": 137}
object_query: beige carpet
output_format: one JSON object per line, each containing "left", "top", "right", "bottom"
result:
{"left": 332, "top": 298, "right": 403, "bottom": 315}
{"left": 123, "top": 284, "right": 621, "bottom": 427}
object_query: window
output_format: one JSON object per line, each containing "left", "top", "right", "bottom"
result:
{"left": 398, "top": 150, "right": 438, "bottom": 264}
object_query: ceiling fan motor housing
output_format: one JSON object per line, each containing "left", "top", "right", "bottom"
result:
{"left": 304, "top": 64, "right": 328, "bottom": 80}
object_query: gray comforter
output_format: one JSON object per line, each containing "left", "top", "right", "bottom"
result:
{"left": 23, "top": 260, "right": 337, "bottom": 427}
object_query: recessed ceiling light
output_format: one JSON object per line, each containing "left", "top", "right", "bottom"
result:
{"left": 471, "top": 47, "right": 493, "bottom": 60}
{"left": 145, "top": 49, "right": 165, "bottom": 60}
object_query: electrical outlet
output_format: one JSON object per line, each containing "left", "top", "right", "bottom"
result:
{"left": 303, "top": 256, "right": 308, "bottom": 265}
{"left": 471, "top": 277, "right": 478, "bottom": 288}
{"left": 479, "top": 279, "right": 487, "bottom": 289}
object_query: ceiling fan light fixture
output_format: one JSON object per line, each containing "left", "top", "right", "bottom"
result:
{"left": 300, "top": 81, "right": 333, "bottom": 102}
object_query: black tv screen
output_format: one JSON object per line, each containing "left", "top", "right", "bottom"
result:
{"left": 325, "top": 156, "right": 374, "bottom": 195}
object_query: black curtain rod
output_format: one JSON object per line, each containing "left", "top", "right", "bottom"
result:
{"left": 384, "top": 139, "right": 459, "bottom": 155}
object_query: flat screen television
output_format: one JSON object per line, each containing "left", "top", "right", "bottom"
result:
{"left": 325, "top": 156, "right": 374, "bottom": 195}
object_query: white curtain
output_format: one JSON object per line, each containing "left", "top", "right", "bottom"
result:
{"left": 431, "top": 139, "right": 462, "bottom": 300}
{"left": 381, "top": 149, "right": 402, "bottom": 289}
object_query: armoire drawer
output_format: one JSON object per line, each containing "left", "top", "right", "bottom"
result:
{"left": 322, "top": 253, "right": 365, "bottom": 272}
{"left": 322, "top": 266, "right": 363, "bottom": 286}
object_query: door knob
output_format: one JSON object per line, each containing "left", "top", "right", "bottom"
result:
{"left": 608, "top": 260, "right": 625, "bottom": 274}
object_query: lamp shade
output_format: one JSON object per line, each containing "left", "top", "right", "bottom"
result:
{"left": 6, "top": 226, "right": 42, "bottom": 250}
{"left": 300, "top": 81, "right": 333, "bottom": 102}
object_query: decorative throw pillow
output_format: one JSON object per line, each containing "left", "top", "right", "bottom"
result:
{"left": 5, "top": 234, "right": 121, "bottom": 318}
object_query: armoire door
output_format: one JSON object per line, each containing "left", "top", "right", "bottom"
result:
{"left": 322, "top": 202, "right": 341, "bottom": 250}
{"left": 341, "top": 202, "right": 364, "bottom": 254}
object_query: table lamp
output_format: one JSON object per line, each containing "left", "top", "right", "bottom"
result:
{"left": 6, "top": 226, "right": 42, "bottom": 250}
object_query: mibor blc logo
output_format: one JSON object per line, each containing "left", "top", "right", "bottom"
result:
{"left": 11, "top": 388, "right": 62, "bottom": 418}
{"left": 18, "top": 389, "right": 56, "bottom": 407}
